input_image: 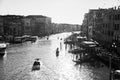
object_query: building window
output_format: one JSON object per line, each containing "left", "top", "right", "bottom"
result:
{"left": 118, "top": 14, "right": 120, "bottom": 20}
{"left": 113, "top": 15, "right": 115, "bottom": 20}
{"left": 115, "top": 15, "right": 117, "bottom": 20}
{"left": 117, "top": 24, "right": 119, "bottom": 30}
{"left": 114, "top": 14, "right": 120, "bottom": 20}
{"left": 106, "top": 24, "right": 107, "bottom": 28}
{"left": 108, "top": 31, "right": 114, "bottom": 36}
{"left": 111, "top": 31, "right": 114, "bottom": 36}
{"left": 103, "top": 24, "right": 104, "bottom": 28}
{"left": 114, "top": 24, "right": 119, "bottom": 30}
{"left": 115, "top": 35, "right": 119, "bottom": 41}
{"left": 109, "top": 15, "right": 111, "bottom": 20}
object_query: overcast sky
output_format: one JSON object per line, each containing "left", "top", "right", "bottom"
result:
{"left": 0, "top": 0, "right": 119, "bottom": 24}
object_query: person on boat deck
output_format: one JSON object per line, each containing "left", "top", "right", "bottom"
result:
{"left": 56, "top": 48, "right": 59, "bottom": 57}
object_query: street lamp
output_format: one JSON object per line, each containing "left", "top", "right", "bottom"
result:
{"left": 112, "top": 42, "right": 117, "bottom": 51}
{"left": 109, "top": 54, "right": 112, "bottom": 80}
{"left": 109, "top": 42, "right": 117, "bottom": 80}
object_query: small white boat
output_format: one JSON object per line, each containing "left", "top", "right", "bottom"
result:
{"left": 0, "top": 43, "right": 7, "bottom": 56}
{"left": 113, "top": 70, "right": 120, "bottom": 80}
{"left": 29, "top": 36, "right": 38, "bottom": 42}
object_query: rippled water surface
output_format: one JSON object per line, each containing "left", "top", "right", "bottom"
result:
{"left": 0, "top": 33, "right": 109, "bottom": 80}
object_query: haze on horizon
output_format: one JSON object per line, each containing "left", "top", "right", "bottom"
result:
{"left": 0, "top": 0, "right": 119, "bottom": 24}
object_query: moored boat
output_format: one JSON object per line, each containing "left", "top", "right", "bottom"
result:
{"left": 14, "top": 37, "right": 22, "bottom": 43}
{"left": 29, "top": 36, "right": 38, "bottom": 42}
{"left": 0, "top": 43, "right": 7, "bottom": 56}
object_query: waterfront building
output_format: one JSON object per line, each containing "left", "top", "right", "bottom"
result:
{"left": 82, "top": 8, "right": 106, "bottom": 40}
{"left": 2, "top": 15, "right": 24, "bottom": 36}
{"left": 0, "top": 16, "right": 4, "bottom": 36}
{"left": 23, "top": 17, "right": 33, "bottom": 35}
{"left": 52, "top": 23, "right": 81, "bottom": 33}
{"left": 81, "top": 6, "right": 120, "bottom": 56}
{"left": 0, "top": 16, "right": 4, "bottom": 41}
{"left": 101, "top": 7, "right": 120, "bottom": 55}
{"left": 26, "top": 15, "right": 52, "bottom": 37}
{"left": 1, "top": 15, "right": 24, "bottom": 42}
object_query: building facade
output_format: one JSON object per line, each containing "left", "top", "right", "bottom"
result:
{"left": 1, "top": 15, "right": 24, "bottom": 42}
{"left": 81, "top": 6, "right": 120, "bottom": 55}
{"left": 52, "top": 23, "right": 81, "bottom": 33}
{"left": 25, "top": 15, "right": 52, "bottom": 37}
{"left": 0, "top": 16, "right": 4, "bottom": 36}
{"left": 2, "top": 15, "right": 24, "bottom": 36}
{"left": 23, "top": 17, "right": 33, "bottom": 35}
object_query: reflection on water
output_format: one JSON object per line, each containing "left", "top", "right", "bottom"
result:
{"left": 74, "top": 56, "right": 105, "bottom": 68}
{"left": 0, "top": 57, "right": 6, "bottom": 80}
{"left": 0, "top": 33, "right": 109, "bottom": 80}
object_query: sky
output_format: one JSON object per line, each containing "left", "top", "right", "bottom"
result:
{"left": 0, "top": 0, "right": 119, "bottom": 24}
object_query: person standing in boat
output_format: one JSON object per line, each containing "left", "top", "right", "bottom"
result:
{"left": 56, "top": 48, "right": 59, "bottom": 57}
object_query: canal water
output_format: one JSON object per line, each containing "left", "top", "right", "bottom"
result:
{"left": 0, "top": 33, "right": 109, "bottom": 80}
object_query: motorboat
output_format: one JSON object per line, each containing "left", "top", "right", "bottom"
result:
{"left": 14, "top": 37, "right": 22, "bottom": 43}
{"left": 0, "top": 43, "right": 7, "bottom": 56}
{"left": 113, "top": 70, "right": 120, "bottom": 80}
{"left": 32, "top": 59, "right": 40, "bottom": 71}
{"left": 29, "top": 36, "right": 38, "bottom": 42}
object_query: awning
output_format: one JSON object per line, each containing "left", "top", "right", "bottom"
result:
{"left": 69, "top": 49, "right": 86, "bottom": 54}
{"left": 115, "top": 70, "right": 120, "bottom": 74}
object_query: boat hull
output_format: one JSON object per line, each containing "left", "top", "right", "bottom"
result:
{"left": 0, "top": 48, "right": 6, "bottom": 56}
{"left": 32, "top": 65, "right": 40, "bottom": 71}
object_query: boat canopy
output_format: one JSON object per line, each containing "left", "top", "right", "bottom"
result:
{"left": 82, "top": 41, "right": 96, "bottom": 45}
{"left": 0, "top": 43, "right": 7, "bottom": 48}
{"left": 115, "top": 70, "right": 120, "bottom": 73}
